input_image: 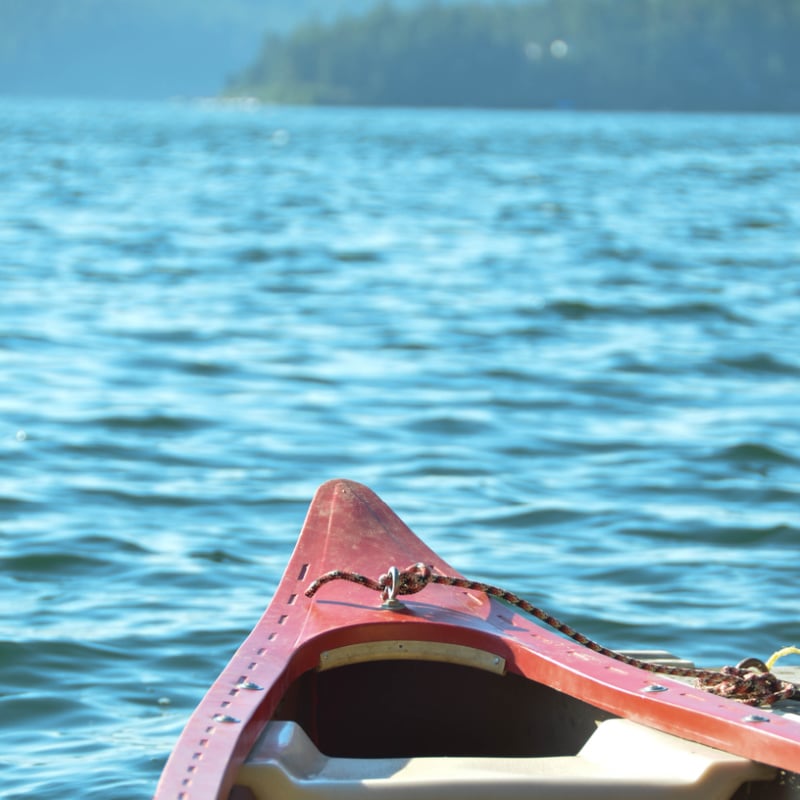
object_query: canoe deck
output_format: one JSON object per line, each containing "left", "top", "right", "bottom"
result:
{"left": 155, "top": 479, "right": 800, "bottom": 800}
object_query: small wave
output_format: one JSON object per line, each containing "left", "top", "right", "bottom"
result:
{"left": 3, "top": 551, "right": 109, "bottom": 577}
{"left": 589, "top": 243, "right": 644, "bottom": 263}
{"left": 739, "top": 215, "right": 782, "bottom": 230}
{"left": 478, "top": 506, "right": 588, "bottom": 529}
{"left": 610, "top": 355, "right": 663, "bottom": 375}
{"left": 405, "top": 415, "right": 492, "bottom": 436}
{"left": 547, "top": 298, "right": 745, "bottom": 325}
{"left": 0, "top": 693, "right": 98, "bottom": 731}
{"left": 0, "top": 637, "right": 129, "bottom": 669}
{"left": 331, "top": 249, "right": 382, "bottom": 263}
{"left": 717, "top": 353, "right": 800, "bottom": 376}
{"left": 700, "top": 522, "right": 798, "bottom": 546}
{"left": 762, "top": 486, "right": 800, "bottom": 503}
{"left": 648, "top": 301, "right": 746, "bottom": 324}
{"left": 63, "top": 440, "right": 161, "bottom": 462}
{"left": 80, "top": 534, "right": 153, "bottom": 556}
{"left": 0, "top": 331, "right": 53, "bottom": 350}
{"left": 189, "top": 547, "right": 251, "bottom": 565}
{"left": 284, "top": 372, "right": 338, "bottom": 386}
{"left": 505, "top": 323, "right": 552, "bottom": 340}
{"left": 621, "top": 518, "right": 799, "bottom": 547}
{"left": 0, "top": 494, "right": 38, "bottom": 512}
{"left": 383, "top": 340, "right": 433, "bottom": 352}
{"left": 236, "top": 246, "right": 274, "bottom": 263}
{"left": 415, "top": 463, "right": 493, "bottom": 478}
{"left": 690, "top": 223, "right": 723, "bottom": 240}
{"left": 178, "top": 360, "right": 235, "bottom": 377}
{"left": 716, "top": 442, "right": 799, "bottom": 467}
{"left": 76, "top": 485, "right": 210, "bottom": 508}
{"left": 484, "top": 366, "right": 537, "bottom": 383}
{"left": 547, "top": 299, "right": 617, "bottom": 320}
{"left": 124, "top": 328, "right": 210, "bottom": 345}
{"left": 96, "top": 413, "right": 209, "bottom": 433}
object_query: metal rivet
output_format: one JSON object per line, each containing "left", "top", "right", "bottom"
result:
{"left": 236, "top": 680, "right": 264, "bottom": 691}
{"left": 212, "top": 714, "right": 240, "bottom": 724}
{"left": 742, "top": 714, "right": 771, "bottom": 724}
{"left": 642, "top": 684, "right": 669, "bottom": 693}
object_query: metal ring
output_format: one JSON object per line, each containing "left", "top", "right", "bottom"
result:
{"left": 381, "top": 566, "right": 405, "bottom": 610}
{"left": 383, "top": 566, "right": 400, "bottom": 603}
{"left": 736, "top": 657, "right": 768, "bottom": 672}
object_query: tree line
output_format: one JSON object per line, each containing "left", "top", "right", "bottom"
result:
{"left": 228, "top": 0, "right": 800, "bottom": 111}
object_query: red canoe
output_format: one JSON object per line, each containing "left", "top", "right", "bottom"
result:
{"left": 155, "top": 479, "right": 800, "bottom": 799}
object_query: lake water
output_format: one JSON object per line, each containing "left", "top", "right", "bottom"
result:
{"left": 1, "top": 99, "right": 799, "bottom": 798}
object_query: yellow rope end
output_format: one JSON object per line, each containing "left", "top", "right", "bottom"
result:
{"left": 765, "top": 645, "right": 800, "bottom": 671}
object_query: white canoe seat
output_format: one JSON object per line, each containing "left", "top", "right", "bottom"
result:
{"left": 236, "top": 717, "right": 774, "bottom": 800}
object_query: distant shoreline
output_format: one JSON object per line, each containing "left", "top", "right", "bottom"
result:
{"left": 3, "top": 94, "right": 798, "bottom": 117}
{"left": 221, "top": 96, "right": 800, "bottom": 116}
{"left": 229, "top": 0, "right": 800, "bottom": 115}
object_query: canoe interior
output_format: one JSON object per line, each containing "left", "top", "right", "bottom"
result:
{"left": 273, "top": 659, "right": 617, "bottom": 758}
{"left": 233, "top": 658, "right": 800, "bottom": 800}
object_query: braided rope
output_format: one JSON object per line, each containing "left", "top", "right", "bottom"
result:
{"left": 305, "top": 563, "right": 796, "bottom": 707}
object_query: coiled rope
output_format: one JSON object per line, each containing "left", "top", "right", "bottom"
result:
{"left": 305, "top": 562, "right": 796, "bottom": 707}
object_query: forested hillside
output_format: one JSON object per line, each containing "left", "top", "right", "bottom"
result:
{"left": 0, "top": 0, "right": 467, "bottom": 98}
{"left": 3, "top": 0, "right": 798, "bottom": 108}
{"left": 230, "top": 0, "right": 800, "bottom": 111}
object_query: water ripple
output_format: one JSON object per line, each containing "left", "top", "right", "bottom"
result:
{"left": 1, "top": 100, "right": 799, "bottom": 798}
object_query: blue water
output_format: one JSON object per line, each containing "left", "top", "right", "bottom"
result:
{"left": 1, "top": 99, "right": 799, "bottom": 798}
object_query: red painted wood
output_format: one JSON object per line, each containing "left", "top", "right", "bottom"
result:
{"left": 154, "top": 479, "right": 800, "bottom": 799}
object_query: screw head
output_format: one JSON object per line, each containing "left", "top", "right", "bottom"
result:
{"left": 212, "top": 713, "right": 241, "bottom": 724}
{"left": 236, "top": 680, "right": 264, "bottom": 691}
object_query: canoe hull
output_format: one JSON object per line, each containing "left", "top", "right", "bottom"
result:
{"left": 155, "top": 479, "right": 800, "bottom": 799}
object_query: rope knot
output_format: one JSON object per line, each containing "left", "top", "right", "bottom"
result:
{"left": 695, "top": 661, "right": 796, "bottom": 706}
{"left": 379, "top": 562, "right": 433, "bottom": 598}
{"left": 303, "top": 562, "right": 435, "bottom": 604}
